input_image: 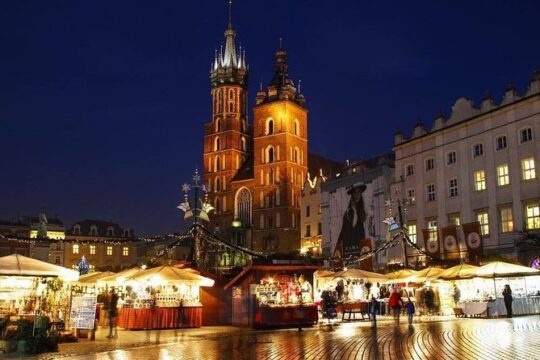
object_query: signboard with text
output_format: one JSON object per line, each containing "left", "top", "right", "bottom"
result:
{"left": 70, "top": 295, "right": 97, "bottom": 329}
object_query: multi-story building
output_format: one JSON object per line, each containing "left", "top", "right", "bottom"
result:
{"left": 65, "top": 220, "right": 138, "bottom": 272}
{"left": 203, "top": 6, "right": 338, "bottom": 255}
{"left": 392, "top": 71, "right": 540, "bottom": 265}
{"left": 320, "top": 154, "right": 394, "bottom": 270}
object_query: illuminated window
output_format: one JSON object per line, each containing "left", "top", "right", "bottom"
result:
{"left": 215, "top": 156, "right": 221, "bottom": 171}
{"left": 496, "top": 135, "right": 507, "bottom": 150}
{"left": 406, "top": 164, "right": 414, "bottom": 176}
{"left": 449, "top": 178, "right": 458, "bottom": 197}
{"left": 427, "top": 183, "right": 436, "bottom": 202}
{"left": 73, "top": 244, "right": 79, "bottom": 254}
{"left": 241, "top": 137, "right": 246, "bottom": 152}
{"left": 89, "top": 264, "right": 96, "bottom": 272}
{"left": 427, "top": 220, "right": 437, "bottom": 242}
{"left": 520, "top": 128, "right": 533, "bottom": 143}
{"left": 215, "top": 118, "right": 221, "bottom": 132}
{"left": 266, "top": 146, "right": 275, "bottom": 163}
{"left": 294, "top": 119, "right": 299, "bottom": 136}
{"left": 214, "top": 136, "right": 221, "bottom": 151}
{"left": 525, "top": 203, "right": 540, "bottom": 230}
{"left": 215, "top": 177, "right": 221, "bottom": 192}
{"left": 407, "top": 188, "right": 415, "bottom": 204}
{"left": 407, "top": 223, "right": 417, "bottom": 244}
{"left": 476, "top": 211, "right": 489, "bottom": 236}
{"left": 447, "top": 151, "right": 457, "bottom": 165}
{"left": 474, "top": 170, "right": 486, "bottom": 191}
{"left": 293, "top": 147, "right": 300, "bottom": 163}
{"left": 473, "top": 143, "right": 483, "bottom": 158}
{"left": 266, "top": 118, "right": 274, "bottom": 135}
{"left": 497, "top": 164, "right": 510, "bottom": 186}
{"left": 425, "top": 158, "right": 435, "bottom": 171}
{"left": 500, "top": 207, "right": 514, "bottom": 233}
{"left": 90, "top": 245, "right": 96, "bottom": 255}
{"left": 123, "top": 247, "right": 129, "bottom": 256}
{"left": 522, "top": 157, "right": 536, "bottom": 180}
{"left": 448, "top": 213, "right": 460, "bottom": 226}
{"left": 106, "top": 246, "right": 113, "bottom": 256}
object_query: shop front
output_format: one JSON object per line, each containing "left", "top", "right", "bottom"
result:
{"left": 98, "top": 265, "right": 214, "bottom": 330}
{"left": 225, "top": 265, "right": 319, "bottom": 328}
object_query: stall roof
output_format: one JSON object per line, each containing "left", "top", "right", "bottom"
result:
{"left": 99, "top": 267, "right": 144, "bottom": 284}
{"left": 404, "top": 267, "right": 445, "bottom": 283}
{"left": 384, "top": 269, "right": 418, "bottom": 282}
{"left": 322, "top": 269, "right": 387, "bottom": 282}
{"left": 224, "top": 265, "right": 320, "bottom": 290}
{"left": 77, "top": 271, "right": 116, "bottom": 284}
{"left": 438, "top": 264, "right": 478, "bottom": 280}
{"left": 473, "top": 261, "right": 540, "bottom": 278}
{"left": 130, "top": 265, "right": 215, "bottom": 287}
{"left": 0, "top": 254, "right": 79, "bottom": 280}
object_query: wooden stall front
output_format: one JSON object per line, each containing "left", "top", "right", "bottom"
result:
{"left": 225, "top": 265, "right": 320, "bottom": 328}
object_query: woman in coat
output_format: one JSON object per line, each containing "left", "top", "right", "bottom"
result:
{"left": 502, "top": 285, "right": 513, "bottom": 318}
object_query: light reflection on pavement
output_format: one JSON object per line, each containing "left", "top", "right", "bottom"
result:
{"left": 26, "top": 316, "right": 540, "bottom": 360}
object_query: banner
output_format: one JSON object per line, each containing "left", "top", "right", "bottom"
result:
{"left": 70, "top": 295, "right": 97, "bottom": 329}
{"left": 441, "top": 225, "right": 460, "bottom": 259}
{"left": 462, "top": 221, "right": 483, "bottom": 264}
{"left": 359, "top": 238, "right": 373, "bottom": 271}
{"left": 422, "top": 228, "right": 440, "bottom": 258}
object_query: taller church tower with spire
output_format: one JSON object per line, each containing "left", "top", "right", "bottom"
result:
{"left": 203, "top": 3, "right": 309, "bottom": 256}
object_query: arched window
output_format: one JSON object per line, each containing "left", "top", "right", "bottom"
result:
{"left": 266, "top": 146, "right": 274, "bottom": 163}
{"left": 215, "top": 118, "right": 221, "bottom": 132}
{"left": 215, "top": 177, "right": 221, "bottom": 192}
{"left": 241, "top": 137, "right": 246, "bottom": 152}
{"left": 235, "top": 187, "right": 252, "bottom": 226}
{"left": 293, "top": 147, "right": 300, "bottom": 163}
{"left": 215, "top": 156, "right": 221, "bottom": 171}
{"left": 214, "top": 197, "right": 221, "bottom": 213}
{"left": 266, "top": 118, "right": 274, "bottom": 135}
{"left": 294, "top": 119, "right": 299, "bottom": 136}
{"left": 214, "top": 136, "right": 221, "bottom": 151}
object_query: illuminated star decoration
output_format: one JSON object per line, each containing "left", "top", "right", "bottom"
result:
{"left": 383, "top": 217, "right": 400, "bottom": 232}
{"left": 182, "top": 183, "right": 191, "bottom": 193}
{"left": 385, "top": 199, "right": 392, "bottom": 208}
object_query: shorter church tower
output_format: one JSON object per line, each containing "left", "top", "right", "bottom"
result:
{"left": 251, "top": 44, "right": 308, "bottom": 254}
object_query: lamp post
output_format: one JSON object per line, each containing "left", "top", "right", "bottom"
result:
{"left": 177, "top": 169, "right": 214, "bottom": 267}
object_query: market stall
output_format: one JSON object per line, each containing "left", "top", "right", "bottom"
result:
{"left": 110, "top": 265, "right": 214, "bottom": 330}
{"left": 454, "top": 261, "right": 540, "bottom": 317}
{"left": 224, "top": 265, "right": 319, "bottom": 328}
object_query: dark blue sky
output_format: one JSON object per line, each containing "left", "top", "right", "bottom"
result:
{"left": 1, "top": 0, "right": 539, "bottom": 235}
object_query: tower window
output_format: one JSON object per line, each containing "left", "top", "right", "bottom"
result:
{"left": 215, "top": 156, "right": 221, "bottom": 171}
{"left": 266, "top": 118, "right": 274, "bottom": 135}
{"left": 294, "top": 119, "right": 300, "bottom": 136}
{"left": 266, "top": 146, "right": 275, "bottom": 163}
{"left": 214, "top": 136, "right": 221, "bottom": 151}
{"left": 215, "top": 118, "right": 221, "bottom": 132}
{"left": 241, "top": 137, "right": 246, "bottom": 152}
{"left": 215, "top": 177, "right": 221, "bottom": 192}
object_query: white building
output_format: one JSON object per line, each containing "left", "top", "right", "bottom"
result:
{"left": 393, "top": 71, "right": 540, "bottom": 264}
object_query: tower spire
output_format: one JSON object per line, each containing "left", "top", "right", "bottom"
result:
{"left": 222, "top": 0, "right": 237, "bottom": 68}
{"left": 228, "top": 0, "right": 233, "bottom": 30}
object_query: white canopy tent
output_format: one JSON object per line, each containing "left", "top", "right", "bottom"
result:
{"left": 0, "top": 254, "right": 79, "bottom": 281}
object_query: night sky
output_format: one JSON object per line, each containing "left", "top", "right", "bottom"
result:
{"left": 1, "top": 0, "right": 539, "bottom": 235}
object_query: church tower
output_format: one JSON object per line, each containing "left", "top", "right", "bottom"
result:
{"left": 251, "top": 44, "right": 308, "bottom": 254}
{"left": 203, "top": 2, "right": 251, "bottom": 232}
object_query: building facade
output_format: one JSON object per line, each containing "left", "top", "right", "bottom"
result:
{"left": 203, "top": 9, "right": 312, "bottom": 255}
{"left": 320, "top": 155, "right": 395, "bottom": 270}
{"left": 393, "top": 71, "right": 540, "bottom": 264}
{"left": 65, "top": 220, "right": 138, "bottom": 272}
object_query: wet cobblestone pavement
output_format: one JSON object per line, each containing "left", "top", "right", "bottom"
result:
{"left": 18, "top": 316, "right": 540, "bottom": 360}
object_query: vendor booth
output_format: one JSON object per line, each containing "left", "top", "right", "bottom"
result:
{"left": 99, "top": 265, "right": 214, "bottom": 330}
{"left": 454, "top": 262, "right": 540, "bottom": 317}
{"left": 224, "top": 265, "right": 319, "bottom": 328}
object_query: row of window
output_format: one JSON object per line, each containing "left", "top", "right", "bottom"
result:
{"left": 72, "top": 244, "right": 130, "bottom": 256}
{"left": 304, "top": 205, "right": 322, "bottom": 217}
{"left": 213, "top": 136, "right": 247, "bottom": 152}
{"left": 264, "top": 118, "right": 301, "bottom": 137}
{"left": 259, "top": 213, "right": 299, "bottom": 229}
{"left": 213, "top": 88, "right": 240, "bottom": 115}
{"left": 411, "top": 158, "right": 536, "bottom": 203}
{"left": 406, "top": 202, "right": 540, "bottom": 243}
{"left": 262, "top": 145, "right": 303, "bottom": 164}
{"left": 405, "top": 127, "right": 534, "bottom": 176}
{"left": 72, "top": 226, "right": 130, "bottom": 237}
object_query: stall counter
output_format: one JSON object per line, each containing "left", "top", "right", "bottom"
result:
{"left": 117, "top": 306, "right": 202, "bottom": 330}
{"left": 458, "top": 296, "right": 540, "bottom": 317}
{"left": 254, "top": 304, "right": 318, "bottom": 328}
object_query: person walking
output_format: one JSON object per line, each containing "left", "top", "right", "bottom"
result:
{"left": 388, "top": 288, "right": 403, "bottom": 325}
{"left": 404, "top": 297, "right": 415, "bottom": 325}
{"left": 107, "top": 288, "right": 119, "bottom": 338}
{"left": 502, "top": 285, "right": 513, "bottom": 318}
{"left": 368, "top": 294, "right": 379, "bottom": 328}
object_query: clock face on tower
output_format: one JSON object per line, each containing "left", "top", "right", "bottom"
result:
{"left": 467, "top": 232, "right": 481, "bottom": 249}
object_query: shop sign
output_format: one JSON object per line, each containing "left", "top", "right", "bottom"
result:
{"left": 70, "top": 295, "right": 97, "bottom": 329}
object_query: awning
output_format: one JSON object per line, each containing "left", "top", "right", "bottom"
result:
{"left": 384, "top": 269, "right": 418, "bottom": 282}
{"left": 403, "top": 267, "right": 445, "bottom": 283}
{"left": 323, "top": 268, "right": 387, "bottom": 283}
{"left": 0, "top": 254, "right": 79, "bottom": 281}
{"left": 129, "top": 265, "right": 215, "bottom": 287}
{"left": 438, "top": 264, "right": 478, "bottom": 280}
{"left": 77, "top": 271, "right": 116, "bottom": 284}
{"left": 472, "top": 261, "right": 540, "bottom": 278}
